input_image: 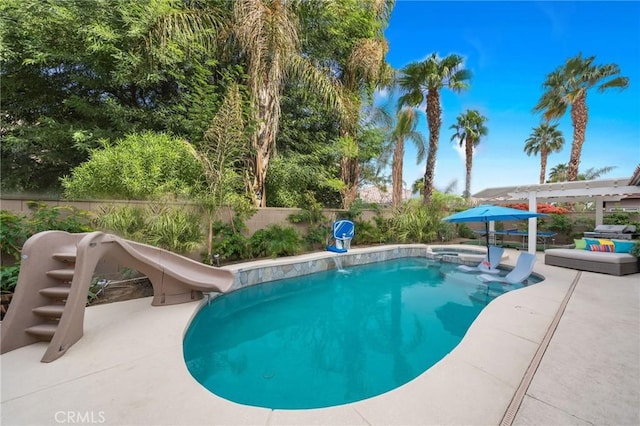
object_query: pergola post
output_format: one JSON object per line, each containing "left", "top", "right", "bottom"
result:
{"left": 528, "top": 191, "right": 537, "bottom": 254}
{"left": 489, "top": 221, "right": 495, "bottom": 245}
{"left": 595, "top": 196, "right": 604, "bottom": 226}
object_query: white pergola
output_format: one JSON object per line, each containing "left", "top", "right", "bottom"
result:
{"left": 472, "top": 170, "right": 640, "bottom": 254}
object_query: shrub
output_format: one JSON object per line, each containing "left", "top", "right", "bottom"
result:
{"left": 94, "top": 203, "right": 203, "bottom": 255}
{"left": 542, "top": 214, "right": 573, "bottom": 236}
{"left": 288, "top": 197, "right": 332, "bottom": 250}
{"left": 391, "top": 200, "right": 434, "bottom": 243}
{"left": 94, "top": 205, "right": 146, "bottom": 241}
{"left": 144, "top": 205, "right": 203, "bottom": 255}
{"left": 62, "top": 131, "right": 203, "bottom": 200}
{"left": 511, "top": 203, "right": 569, "bottom": 214}
{"left": 604, "top": 212, "right": 640, "bottom": 229}
{"left": 353, "top": 219, "right": 386, "bottom": 245}
{"left": 391, "top": 197, "right": 456, "bottom": 243}
{"left": 0, "top": 265, "right": 20, "bottom": 293}
{"left": 456, "top": 223, "right": 476, "bottom": 239}
{"left": 0, "top": 211, "right": 29, "bottom": 260}
{"left": 250, "top": 225, "right": 302, "bottom": 258}
{"left": 0, "top": 204, "right": 93, "bottom": 260}
{"left": 208, "top": 220, "right": 250, "bottom": 263}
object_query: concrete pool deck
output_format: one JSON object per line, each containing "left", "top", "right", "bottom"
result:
{"left": 1, "top": 247, "right": 639, "bottom": 425}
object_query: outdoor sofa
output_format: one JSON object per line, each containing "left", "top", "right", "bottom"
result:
{"left": 544, "top": 247, "right": 638, "bottom": 276}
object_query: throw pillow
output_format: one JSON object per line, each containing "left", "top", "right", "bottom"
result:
{"left": 573, "top": 239, "right": 587, "bottom": 250}
{"left": 584, "top": 238, "right": 600, "bottom": 247}
{"left": 597, "top": 239, "right": 614, "bottom": 246}
{"left": 588, "top": 244, "right": 614, "bottom": 252}
{"left": 613, "top": 240, "right": 635, "bottom": 254}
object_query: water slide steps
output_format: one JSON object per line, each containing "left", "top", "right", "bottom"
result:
{"left": 24, "top": 251, "right": 77, "bottom": 343}
{"left": 1, "top": 231, "right": 235, "bottom": 363}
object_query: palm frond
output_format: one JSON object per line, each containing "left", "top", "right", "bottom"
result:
{"left": 147, "top": 8, "right": 223, "bottom": 55}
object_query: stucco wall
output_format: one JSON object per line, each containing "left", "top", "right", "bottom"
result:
{"left": 0, "top": 197, "right": 385, "bottom": 236}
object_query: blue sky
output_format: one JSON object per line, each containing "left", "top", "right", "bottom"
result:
{"left": 379, "top": 0, "right": 640, "bottom": 195}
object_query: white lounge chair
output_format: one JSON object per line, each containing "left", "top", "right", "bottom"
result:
{"left": 458, "top": 245, "right": 504, "bottom": 274}
{"left": 477, "top": 252, "right": 536, "bottom": 284}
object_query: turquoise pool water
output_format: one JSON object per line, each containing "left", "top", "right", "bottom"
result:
{"left": 183, "top": 257, "right": 538, "bottom": 409}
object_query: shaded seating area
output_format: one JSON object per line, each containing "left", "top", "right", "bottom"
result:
{"left": 545, "top": 248, "right": 638, "bottom": 276}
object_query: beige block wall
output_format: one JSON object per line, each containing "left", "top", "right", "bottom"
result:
{"left": 0, "top": 197, "right": 387, "bottom": 237}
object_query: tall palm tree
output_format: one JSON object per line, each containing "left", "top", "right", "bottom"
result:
{"left": 389, "top": 107, "right": 426, "bottom": 207}
{"left": 533, "top": 53, "right": 629, "bottom": 182}
{"left": 524, "top": 122, "right": 564, "bottom": 184}
{"left": 449, "top": 109, "right": 488, "bottom": 199}
{"left": 397, "top": 53, "right": 471, "bottom": 205}
{"left": 233, "top": 0, "right": 344, "bottom": 207}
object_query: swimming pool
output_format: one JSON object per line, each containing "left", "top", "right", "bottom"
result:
{"left": 183, "top": 257, "right": 539, "bottom": 409}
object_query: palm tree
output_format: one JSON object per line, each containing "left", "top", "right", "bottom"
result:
{"left": 337, "top": 38, "right": 393, "bottom": 209}
{"left": 524, "top": 123, "right": 564, "bottom": 184}
{"left": 548, "top": 163, "right": 568, "bottom": 182}
{"left": 579, "top": 165, "right": 617, "bottom": 180}
{"left": 548, "top": 163, "right": 616, "bottom": 182}
{"left": 449, "top": 109, "right": 488, "bottom": 199}
{"left": 533, "top": 53, "right": 629, "bottom": 182}
{"left": 233, "top": 0, "right": 345, "bottom": 207}
{"left": 388, "top": 107, "right": 426, "bottom": 207}
{"left": 397, "top": 53, "right": 471, "bottom": 205}
{"left": 151, "top": 0, "right": 342, "bottom": 207}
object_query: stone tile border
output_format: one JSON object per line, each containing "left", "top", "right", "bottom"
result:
{"left": 223, "top": 244, "right": 489, "bottom": 291}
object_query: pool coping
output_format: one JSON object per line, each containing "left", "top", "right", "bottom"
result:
{"left": 224, "top": 244, "right": 508, "bottom": 291}
{"left": 1, "top": 245, "right": 637, "bottom": 425}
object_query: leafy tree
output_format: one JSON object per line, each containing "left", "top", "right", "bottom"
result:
{"left": 269, "top": 83, "right": 343, "bottom": 207}
{"left": 62, "top": 132, "right": 203, "bottom": 200}
{"left": 266, "top": 154, "right": 342, "bottom": 208}
{"left": 336, "top": 43, "right": 393, "bottom": 209}
{"left": 524, "top": 123, "right": 565, "bottom": 184}
{"left": 387, "top": 107, "right": 426, "bottom": 207}
{"left": 232, "top": 0, "right": 330, "bottom": 206}
{"left": 0, "top": 0, "right": 230, "bottom": 193}
{"left": 534, "top": 53, "right": 629, "bottom": 181}
{"left": 449, "top": 109, "right": 488, "bottom": 199}
{"left": 294, "top": 0, "right": 394, "bottom": 208}
{"left": 272, "top": 0, "right": 394, "bottom": 208}
{"left": 397, "top": 53, "right": 471, "bottom": 204}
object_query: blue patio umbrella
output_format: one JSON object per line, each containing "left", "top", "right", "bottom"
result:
{"left": 442, "top": 204, "right": 547, "bottom": 263}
